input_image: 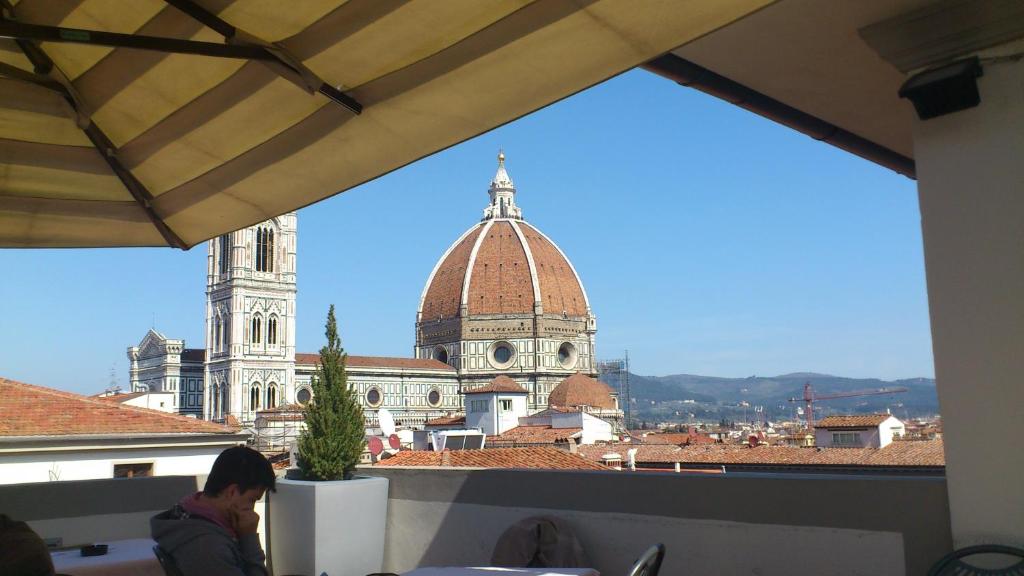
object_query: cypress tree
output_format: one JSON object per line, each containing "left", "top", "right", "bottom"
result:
{"left": 297, "top": 305, "right": 365, "bottom": 480}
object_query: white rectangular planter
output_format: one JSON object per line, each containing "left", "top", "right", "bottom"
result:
{"left": 268, "top": 475, "right": 389, "bottom": 576}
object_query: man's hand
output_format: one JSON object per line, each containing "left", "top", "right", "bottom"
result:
{"left": 232, "top": 508, "right": 260, "bottom": 536}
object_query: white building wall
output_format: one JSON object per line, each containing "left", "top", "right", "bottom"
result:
{"left": 577, "top": 412, "right": 614, "bottom": 445}
{"left": 464, "top": 393, "right": 527, "bottom": 436}
{"left": 911, "top": 43, "right": 1024, "bottom": 545}
{"left": 814, "top": 416, "right": 905, "bottom": 449}
{"left": 878, "top": 416, "right": 904, "bottom": 448}
{"left": 122, "top": 393, "right": 176, "bottom": 413}
{"left": 0, "top": 444, "right": 237, "bottom": 485}
{"left": 497, "top": 395, "right": 529, "bottom": 435}
{"left": 464, "top": 396, "right": 492, "bottom": 435}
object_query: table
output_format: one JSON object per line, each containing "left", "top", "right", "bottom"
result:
{"left": 404, "top": 567, "right": 599, "bottom": 576}
{"left": 50, "top": 538, "right": 164, "bottom": 576}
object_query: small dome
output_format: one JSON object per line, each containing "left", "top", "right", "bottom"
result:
{"left": 548, "top": 373, "right": 617, "bottom": 410}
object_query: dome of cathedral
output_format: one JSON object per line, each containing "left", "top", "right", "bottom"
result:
{"left": 418, "top": 153, "right": 590, "bottom": 322}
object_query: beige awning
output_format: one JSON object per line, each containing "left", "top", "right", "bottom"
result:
{"left": 0, "top": 0, "right": 771, "bottom": 248}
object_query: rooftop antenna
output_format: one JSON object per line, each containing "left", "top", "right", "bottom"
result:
{"left": 105, "top": 365, "right": 122, "bottom": 395}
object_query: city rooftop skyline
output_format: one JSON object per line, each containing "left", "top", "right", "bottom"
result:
{"left": 0, "top": 69, "right": 934, "bottom": 395}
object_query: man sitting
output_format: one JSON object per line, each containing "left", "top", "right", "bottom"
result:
{"left": 151, "top": 446, "right": 276, "bottom": 576}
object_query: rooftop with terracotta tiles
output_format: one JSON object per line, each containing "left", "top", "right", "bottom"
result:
{"left": 815, "top": 414, "right": 894, "bottom": 428}
{"left": 0, "top": 377, "right": 238, "bottom": 437}
{"left": 373, "top": 447, "right": 608, "bottom": 470}
{"left": 578, "top": 439, "right": 945, "bottom": 468}
{"left": 489, "top": 425, "right": 583, "bottom": 444}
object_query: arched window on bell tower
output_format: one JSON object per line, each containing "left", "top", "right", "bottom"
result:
{"left": 251, "top": 315, "right": 262, "bottom": 345}
{"left": 219, "top": 234, "right": 230, "bottom": 274}
{"left": 255, "top": 227, "right": 275, "bottom": 272}
{"left": 268, "top": 315, "right": 278, "bottom": 346}
{"left": 266, "top": 384, "right": 277, "bottom": 410}
{"left": 250, "top": 384, "right": 261, "bottom": 412}
{"left": 214, "top": 316, "right": 222, "bottom": 353}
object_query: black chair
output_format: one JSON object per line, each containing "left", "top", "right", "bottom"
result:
{"left": 627, "top": 543, "right": 665, "bottom": 576}
{"left": 928, "top": 544, "right": 1024, "bottom": 576}
{"left": 153, "top": 544, "right": 185, "bottom": 576}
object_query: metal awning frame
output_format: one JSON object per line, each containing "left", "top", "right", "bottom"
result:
{"left": 0, "top": 0, "right": 363, "bottom": 248}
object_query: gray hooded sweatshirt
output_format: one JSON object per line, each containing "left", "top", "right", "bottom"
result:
{"left": 151, "top": 503, "right": 269, "bottom": 576}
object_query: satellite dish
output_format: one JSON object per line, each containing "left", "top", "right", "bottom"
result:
{"left": 378, "top": 409, "right": 396, "bottom": 436}
{"left": 368, "top": 436, "right": 384, "bottom": 457}
{"left": 388, "top": 434, "right": 401, "bottom": 450}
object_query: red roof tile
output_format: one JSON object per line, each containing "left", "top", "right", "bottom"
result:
{"left": 294, "top": 353, "right": 454, "bottom": 371}
{"left": 425, "top": 415, "right": 466, "bottom": 427}
{"left": 578, "top": 439, "right": 944, "bottom": 468}
{"left": 549, "top": 373, "right": 616, "bottom": 410}
{"left": 374, "top": 447, "right": 607, "bottom": 470}
{"left": 0, "top": 377, "right": 238, "bottom": 437}
{"left": 491, "top": 425, "right": 582, "bottom": 444}
{"left": 815, "top": 414, "right": 893, "bottom": 429}
{"left": 639, "top": 432, "right": 716, "bottom": 445}
{"left": 464, "top": 375, "right": 528, "bottom": 395}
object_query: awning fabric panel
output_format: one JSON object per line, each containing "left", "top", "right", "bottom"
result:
{"left": 0, "top": 0, "right": 772, "bottom": 248}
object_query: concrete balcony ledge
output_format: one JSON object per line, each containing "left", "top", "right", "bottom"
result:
{"left": 367, "top": 467, "right": 953, "bottom": 576}
{"left": 0, "top": 470, "right": 952, "bottom": 576}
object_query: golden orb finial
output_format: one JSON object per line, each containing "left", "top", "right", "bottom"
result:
{"left": 498, "top": 149, "right": 505, "bottom": 163}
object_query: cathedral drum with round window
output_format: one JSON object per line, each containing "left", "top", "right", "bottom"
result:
{"left": 557, "top": 342, "right": 578, "bottom": 369}
{"left": 488, "top": 341, "right": 517, "bottom": 369}
{"left": 427, "top": 388, "right": 442, "bottom": 407}
{"left": 296, "top": 387, "right": 311, "bottom": 405}
{"left": 433, "top": 345, "right": 448, "bottom": 364}
{"left": 365, "top": 386, "right": 382, "bottom": 407}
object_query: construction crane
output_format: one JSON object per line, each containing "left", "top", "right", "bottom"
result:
{"left": 789, "top": 382, "right": 908, "bottom": 429}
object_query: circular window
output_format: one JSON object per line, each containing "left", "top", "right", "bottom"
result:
{"left": 558, "top": 342, "right": 578, "bottom": 369}
{"left": 433, "top": 346, "right": 448, "bottom": 364}
{"left": 296, "top": 388, "right": 311, "bottom": 405}
{"left": 489, "top": 341, "right": 516, "bottom": 369}
{"left": 366, "top": 387, "right": 382, "bottom": 407}
{"left": 427, "top": 389, "right": 442, "bottom": 407}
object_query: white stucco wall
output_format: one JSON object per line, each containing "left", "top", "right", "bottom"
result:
{"left": 578, "top": 412, "right": 614, "bottom": 445}
{"left": 878, "top": 416, "right": 904, "bottom": 448}
{"left": 0, "top": 444, "right": 235, "bottom": 485}
{"left": 464, "top": 393, "right": 528, "bottom": 436}
{"left": 123, "top": 393, "right": 177, "bottom": 413}
{"left": 914, "top": 52, "right": 1024, "bottom": 545}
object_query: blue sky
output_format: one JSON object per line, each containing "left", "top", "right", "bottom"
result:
{"left": 0, "top": 69, "right": 934, "bottom": 395}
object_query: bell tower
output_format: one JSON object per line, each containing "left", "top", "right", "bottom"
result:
{"left": 204, "top": 213, "right": 298, "bottom": 424}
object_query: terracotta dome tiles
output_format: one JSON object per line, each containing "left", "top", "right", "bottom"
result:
{"left": 421, "top": 224, "right": 483, "bottom": 320}
{"left": 420, "top": 219, "right": 590, "bottom": 322}
{"left": 518, "top": 222, "right": 587, "bottom": 317}
{"left": 467, "top": 221, "right": 534, "bottom": 315}
{"left": 548, "top": 373, "right": 617, "bottom": 410}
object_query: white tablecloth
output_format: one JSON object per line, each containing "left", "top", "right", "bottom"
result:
{"left": 404, "top": 568, "right": 599, "bottom": 576}
{"left": 51, "top": 538, "right": 164, "bottom": 576}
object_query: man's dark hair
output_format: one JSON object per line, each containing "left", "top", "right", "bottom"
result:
{"left": 203, "top": 446, "right": 276, "bottom": 496}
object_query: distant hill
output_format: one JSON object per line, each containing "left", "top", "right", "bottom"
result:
{"left": 612, "top": 371, "right": 938, "bottom": 425}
